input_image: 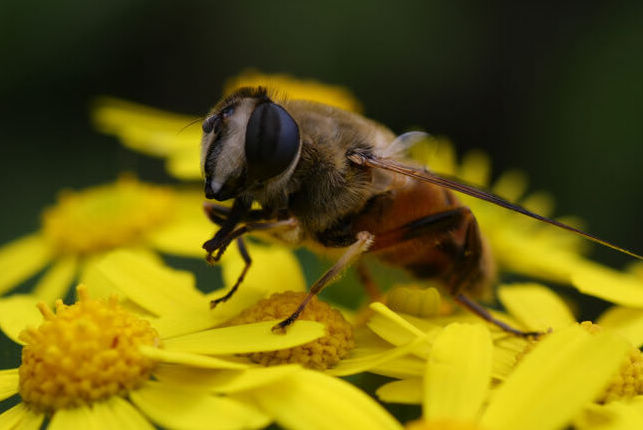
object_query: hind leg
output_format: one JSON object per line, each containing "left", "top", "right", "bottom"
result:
{"left": 447, "top": 208, "right": 541, "bottom": 337}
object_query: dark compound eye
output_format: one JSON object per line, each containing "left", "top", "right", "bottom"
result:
{"left": 245, "top": 102, "right": 300, "bottom": 182}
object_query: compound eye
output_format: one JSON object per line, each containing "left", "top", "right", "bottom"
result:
{"left": 245, "top": 102, "right": 300, "bottom": 182}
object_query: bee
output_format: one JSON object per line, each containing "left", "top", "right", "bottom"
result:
{"left": 200, "top": 86, "right": 641, "bottom": 336}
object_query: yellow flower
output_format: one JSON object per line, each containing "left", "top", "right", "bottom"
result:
{"left": 0, "top": 286, "right": 323, "bottom": 429}
{"left": 377, "top": 320, "right": 629, "bottom": 430}
{"left": 92, "top": 70, "right": 362, "bottom": 180}
{"left": 223, "top": 69, "right": 363, "bottom": 113}
{"left": 0, "top": 248, "right": 406, "bottom": 430}
{"left": 490, "top": 284, "right": 643, "bottom": 429}
{"left": 0, "top": 176, "right": 212, "bottom": 302}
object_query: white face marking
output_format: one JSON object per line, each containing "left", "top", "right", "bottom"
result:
{"left": 201, "top": 98, "right": 256, "bottom": 187}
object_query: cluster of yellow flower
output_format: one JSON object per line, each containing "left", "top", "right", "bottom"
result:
{"left": 0, "top": 71, "right": 642, "bottom": 429}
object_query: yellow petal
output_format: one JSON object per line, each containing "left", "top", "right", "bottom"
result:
{"left": 48, "top": 404, "right": 99, "bottom": 430}
{"left": 367, "top": 302, "right": 437, "bottom": 357}
{"left": 598, "top": 306, "right": 643, "bottom": 348}
{"left": 376, "top": 378, "right": 423, "bottom": 404}
{"left": 91, "top": 249, "right": 205, "bottom": 316}
{"left": 166, "top": 146, "right": 202, "bottom": 180}
{"left": 492, "top": 336, "right": 530, "bottom": 380}
{"left": 491, "top": 170, "right": 528, "bottom": 202}
{"left": 458, "top": 150, "right": 491, "bottom": 186}
{"left": 248, "top": 368, "right": 403, "bottom": 430}
{"left": 0, "top": 403, "right": 44, "bottom": 430}
{"left": 91, "top": 396, "right": 155, "bottom": 430}
{"left": 32, "top": 255, "right": 77, "bottom": 303}
{"left": 224, "top": 70, "right": 363, "bottom": 113}
{"left": 0, "top": 295, "right": 42, "bottom": 344}
{"left": 521, "top": 191, "right": 555, "bottom": 217}
{"left": 498, "top": 283, "right": 576, "bottom": 331}
{"left": 368, "top": 355, "right": 426, "bottom": 379}
{"left": 481, "top": 325, "right": 630, "bottom": 430}
{"left": 163, "top": 320, "right": 325, "bottom": 354}
{"left": 424, "top": 323, "right": 492, "bottom": 422}
{"left": 219, "top": 242, "right": 306, "bottom": 297}
{"left": 92, "top": 97, "right": 200, "bottom": 156}
{"left": 140, "top": 345, "right": 249, "bottom": 369}
{"left": 147, "top": 193, "right": 212, "bottom": 257}
{"left": 0, "top": 368, "right": 19, "bottom": 401}
{"left": 0, "top": 234, "right": 52, "bottom": 295}
{"left": 328, "top": 335, "right": 429, "bottom": 377}
{"left": 151, "top": 311, "right": 224, "bottom": 340}
{"left": 153, "top": 363, "right": 300, "bottom": 393}
{"left": 573, "top": 263, "right": 643, "bottom": 307}
{"left": 130, "top": 381, "right": 270, "bottom": 430}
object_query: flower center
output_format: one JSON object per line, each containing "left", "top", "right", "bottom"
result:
{"left": 18, "top": 285, "right": 160, "bottom": 411}
{"left": 42, "top": 177, "right": 175, "bottom": 255}
{"left": 227, "top": 291, "right": 354, "bottom": 370}
{"left": 578, "top": 322, "right": 643, "bottom": 402}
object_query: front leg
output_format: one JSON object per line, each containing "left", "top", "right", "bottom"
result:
{"left": 202, "top": 198, "right": 252, "bottom": 263}
{"left": 206, "top": 216, "right": 298, "bottom": 307}
{"left": 272, "top": 231, "right": 375, "bottom": 333}
{"left": 205, "top": 218, "right": 298, "bottom": 263}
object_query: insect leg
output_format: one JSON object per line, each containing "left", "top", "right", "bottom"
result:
{"left": 448, "top": 209, "right": 541, "bottom": 337}
{"left": 210, "top": 237, "right": 252, "bottom": 308}
{"left": 203, "top": 198, "right": 251, "bottom": 263}
{"left": 356, "top": 261, "right": 382, "bottom": 301}
{"left": 272, "top": 231, "right": 374, "bottom": 333}
{"left": 203, "top": 202, "right": 270, "bottom": 224}
{"left": 209, "top": 218, "right": 298, "bottom": 262}
{"left": 454, "top": 293, "right": 540, "bottom": 337}
{"left": 205, "top": 218, "right": 297, "bottom": 308}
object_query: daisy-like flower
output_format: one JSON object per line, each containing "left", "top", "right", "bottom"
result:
{"left": 0, "top": 285, "right": 322, "bottom": 429}
{"left": 0, "top": 248, "right": 404, "bottom": 429}
{"left": 498, "top": 283, "right": 643, "bottom": 429}
{"left": 91, "top": 70, "right": 362, "bottom": 181}
{"left": 0, "top": 176, "right": 213, "bottom": 302}
{"left": 396, "top": 322, "right": 630, "bottom": 430}
{"left": 372, "top": 283, "right": 643, "bottom": 429}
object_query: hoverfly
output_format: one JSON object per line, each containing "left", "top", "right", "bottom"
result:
{"left": 200, "top": 86, "right": 641, "bottom": 335}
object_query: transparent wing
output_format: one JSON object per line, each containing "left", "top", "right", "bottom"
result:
{"left": 347, "top": 152, "right": 642, "bottom": 260}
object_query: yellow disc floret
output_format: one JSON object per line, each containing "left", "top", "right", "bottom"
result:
{"left": 18, "top": 285, "right": 160, "bottom": 411}
{"left": 42, "top": 176, "right": 175, "bottom": 255}
{"left": 228, "top": 291, "right": 354, "bottom": 370}
{"left": 578, "top": 322, "right": 643, "bottom": 403}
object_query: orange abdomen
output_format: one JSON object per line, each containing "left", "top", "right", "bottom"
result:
{"left": 352, "top": 179, "right": 495, "bottom": 297}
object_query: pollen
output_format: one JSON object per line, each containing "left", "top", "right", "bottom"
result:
{"left": 227, "top": 291, "right": 354, "bottom": 370}
{"left": 42, "top": 176, "right": 175, "bottom": 255}
{"left": 405, "top": 419, "right": 485, "bottom": 430}
{"left": 18, "top": 285, "right": 160, "bottom": 411}
{"left": 578, "top": 322, "right": 643, "bottom": 403}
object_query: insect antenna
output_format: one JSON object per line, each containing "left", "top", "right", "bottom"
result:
{"left": 178, "top": 117, "right": 205, "bottom": 134}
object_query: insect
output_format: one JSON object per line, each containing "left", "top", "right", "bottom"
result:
{"left": 200, "top": 86, "right": 642, "bottom": 336}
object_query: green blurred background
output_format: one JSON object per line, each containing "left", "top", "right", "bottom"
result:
{"left": 0, "top": 0, "right": 642, "bottom": 421}
{"left": 1, "top": 0, "right": 641, "bottom": 266}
